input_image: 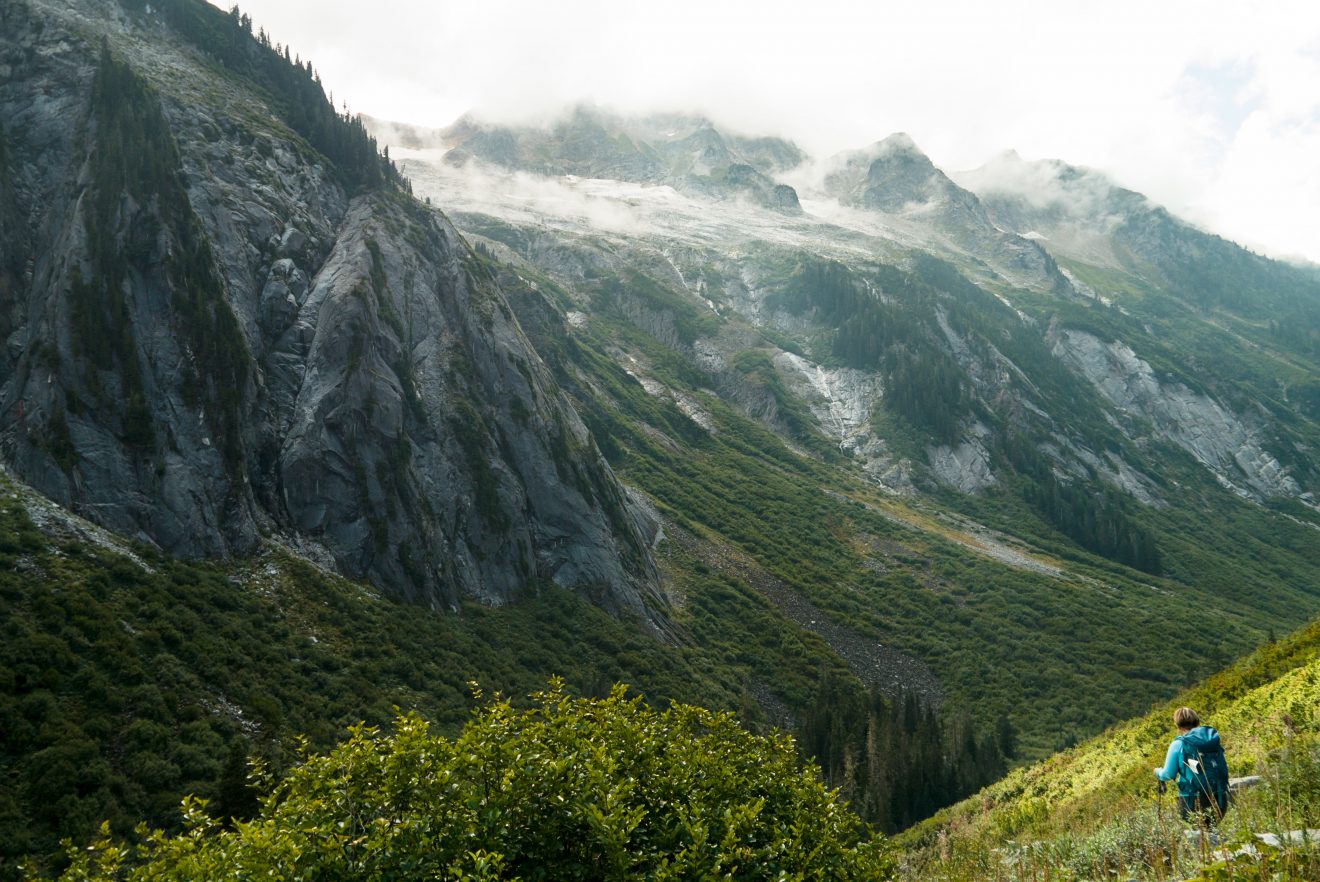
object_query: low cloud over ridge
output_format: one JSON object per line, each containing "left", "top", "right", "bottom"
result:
{"left": 217, "top": 0, "right": 1320, "bottom": 263}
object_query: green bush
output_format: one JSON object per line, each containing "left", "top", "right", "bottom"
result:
{"left": 42, "top": 683, "right": 891, "bottom": 881}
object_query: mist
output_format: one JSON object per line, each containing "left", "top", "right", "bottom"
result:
{"left": 401, "top": 148, "right": 660, "bottom": 236}
{"left": 216, "top": 0, "right": 1320, "bottom": 263}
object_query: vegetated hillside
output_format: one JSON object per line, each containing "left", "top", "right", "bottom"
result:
{"left": 4, "top": 0, "right": 1320, "bottom": 876}
{"left": 408, "top": 138, "right": 1320, "bottom": 736}
{"left": 392, "top": 107, "right": 1320, "bottom": 827}
{"left": 902, "top": 612, "right": 1320, "bottom": 881}
{"left": 0, "top": 468, "right": 747, "bottom": 881}
{"left": 0, "top": 0, "right": 1008, "bottom": 872}
{"left": 28, "top": 687, "right": 893, "bottom": 882}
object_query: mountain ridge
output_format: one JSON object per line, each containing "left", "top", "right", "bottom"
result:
{"left": 5, "top": 2, "right": 1320, "bottom": 876}
{"left": 375, "top": 107, "right": 1320, "bottom": 513}
{"left": 0, "top": 0, "right": 665, "bottom": 623}
{"left": 380, "top": 98, "right": 1320, "bottom": 758}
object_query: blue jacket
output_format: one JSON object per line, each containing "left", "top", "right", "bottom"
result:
{"left": 1156, "top": 725, "right": 1222, "bottom": 797}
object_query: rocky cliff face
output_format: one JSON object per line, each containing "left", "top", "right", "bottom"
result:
{"left": 1050, "top": 328, "right": 1306, "bottom": 502}
{"left": 0, "top": 0, "right": 664, "bottom": 625}
{"left": 822, "top": 134, "right": 1068, "bottom": 291}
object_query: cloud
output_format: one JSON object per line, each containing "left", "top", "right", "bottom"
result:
{"left": 217, "top": 0, "right": 1320, "bottom": 262}
{"left": 397, "top": 148, "right": 660, "bottom": 236}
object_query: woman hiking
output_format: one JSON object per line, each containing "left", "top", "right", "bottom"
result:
{"left": 1154, "top": 707, "right": 1230, "bottom": 822}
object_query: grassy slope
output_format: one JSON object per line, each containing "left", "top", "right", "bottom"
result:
{"left": 903, "top": 612, "right": 1320, "bottom": 871}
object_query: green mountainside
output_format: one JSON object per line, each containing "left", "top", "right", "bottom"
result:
{"left": 481, "top": 234, "right": 1320, "bottom": 733}
{"left": 904, "top": 612, "right": 1320, "bottom": 880}
{"left": 0, "top": 470, "right": 746, "bottom": 877}
{"left": 3, "top": 0, "right": 1320, "bottom": 876}
{"left": 435, "top": 170, "right": 1320, "bottom": 748}
{"left": 30, "top": 687, "right": 892, "bottom": 882}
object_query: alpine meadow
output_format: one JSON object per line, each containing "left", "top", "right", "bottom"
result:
{"left": 2, "top": 0, "right": 1320, "bottom": 879}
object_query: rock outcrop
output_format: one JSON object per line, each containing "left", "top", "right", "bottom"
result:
{"left": 0, "top": 0, "right": 665, "bottom": 626}
{"left": 434, "top": 107, "right": 805, "bottom": 214}
{"left": 1051, "top": 328, "right": 1304, "bottom": 501}
{"left": 824, "top": 134, "right": 1069, "bottom": 291}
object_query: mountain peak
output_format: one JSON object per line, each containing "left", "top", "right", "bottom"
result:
{"left": 953, "top": 152, "right": 1151, "bottom": 224}
{"left": 875, "top": 131, "right": 922, "bottom": 154}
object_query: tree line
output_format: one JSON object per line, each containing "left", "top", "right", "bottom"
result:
{"left": 775, "top": 259, "right": 972, "bottom": 445}
{"left": 997, "top": 431, "right": 1162, "bottom": 575}
{"left": 116, "top": 0, "right": 408, "bottom": 194}
{"left": 798, "top": 674, "right": 1015, "bottom": 834}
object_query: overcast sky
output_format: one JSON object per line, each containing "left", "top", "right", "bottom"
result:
{"left": 218, "top": 0, "right": 1320, "bottom": 264}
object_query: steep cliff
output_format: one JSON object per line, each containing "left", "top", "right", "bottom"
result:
{"left": 0, "top": 0, "right": 663, "bottom": 623}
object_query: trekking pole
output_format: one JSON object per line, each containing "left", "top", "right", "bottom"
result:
{"left": 1155, "top": 777, "right": 1180, "bottom": 878}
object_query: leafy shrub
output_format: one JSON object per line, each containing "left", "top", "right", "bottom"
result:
{"left": 42, "top": 683, "right": 891, "bottom": 881}
{"left": 1058, "top": 811, "right": 1180, "bottom": 880}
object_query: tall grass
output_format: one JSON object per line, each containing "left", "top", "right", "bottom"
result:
{"left": 906, "top": 736, "right": 1320, "bottom": 881}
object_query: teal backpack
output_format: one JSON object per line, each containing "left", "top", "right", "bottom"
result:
{"left": 1177, "top": 726, "right": 1229, "bottom": 813}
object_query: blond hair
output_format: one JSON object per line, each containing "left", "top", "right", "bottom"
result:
{"left": 1173, "top": 707, "right": 1200, "bottom": 729}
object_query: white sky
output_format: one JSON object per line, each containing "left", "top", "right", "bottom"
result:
{"left": 217, "top": 0, "right": 1320, "bottom": 264}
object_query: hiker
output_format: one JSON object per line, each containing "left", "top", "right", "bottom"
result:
{"left": 1154, "top": 707, "right": 1230, "bottom": 822}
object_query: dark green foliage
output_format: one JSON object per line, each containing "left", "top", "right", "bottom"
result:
{"left": 1269, "top": 314, "right": 1320, "bottom": 360}
{"left": 42, "top": 409, "right": 77, "bottom": 473}
{"left": 0, "top": 493, "right": 746, "bottom": 881}
{"left": 775, "top": 261, "right": 918, "bottom": 373}
{"left": 71, "top": 46, "right": 161, "bottom": 449}
{"left": 593, "top": 269, "right": 721, "bottom": 349}
{"left": 996, "top": 431, "right": 1162, "bottom": 574}
{"left": 210, "top": 740, "right": 258, "bottom": 825}
{"left": 117, "top": 0, "right": 404, "bottom": 194}
{"left": 41, "top": 687, "right": 892, "bottom": 881}
{"left": 908, "top": 254, "right": 989, "bottom": 303}
{"left": 882, "top": 347, "right": 969, "bottom": 446}
{"left": 447, "top": 397, "right": 510, "bottom": 532}
{"left": 995, "top": 713, "right": 1018, "bottom": 761}
{"left": 1288, "top": 379, "right": 1320, "bottom": 425}
{"left": 771, "top": 259, "right": 935, "bottom": 368}
{"left": 772, "top": 258, "right": 971, "bottom": 444}
{"left": 800, "top": 675, "right": 1008, "bottom": 833}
